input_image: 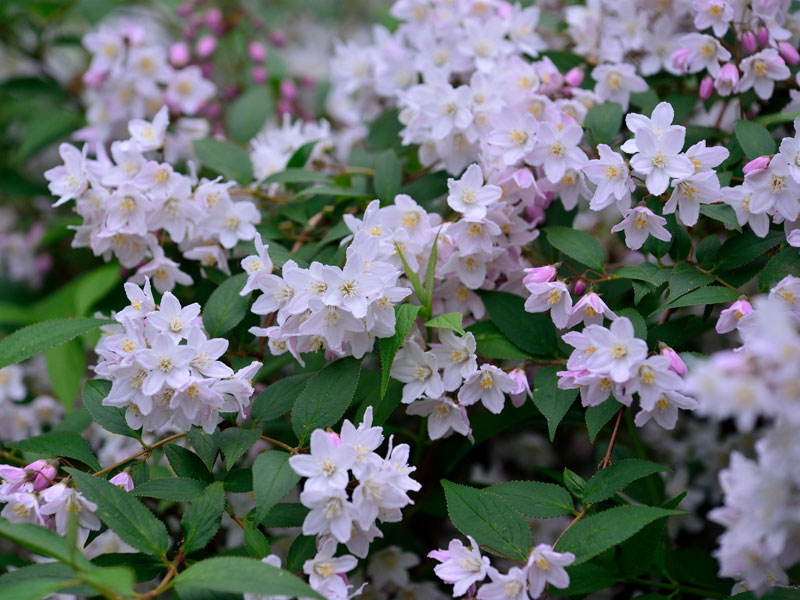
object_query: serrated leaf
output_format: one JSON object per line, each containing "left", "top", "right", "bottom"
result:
{"left": 7, "top": 430, "right": 100, "bottom": 471}
{"left": 561, "top": 563, "right": 616, "bottom": 596}
{"left": 555, "top": 505, "right": 683, "bottom": 565}
{"left": 374, "top": 149, "right": 402, "bottom": 204}
{"left": 286, "top": 140, "right": 319, "bottom": 170}
{"left": 545, "top": 226, "right": 606, "bottom": 272}
{"left": 131, "top": 477, "right": 207, "bottom": 502}
{"left": 66, "top": 469, "right": 169, "bottom": 558}
{"left": 0, "top": 521, "right": 91, "bottom": 568}
{"left": 668, "top": 262, "right": 715, "bottom": 300}
{"left": 734, "top": 120, "right": 775, "bottom": 158}
{"left": 585, "top": 399, "right": 621, "bottom": 443}
{"left": 485, "top": 481, "right": 574, "bottom": 518}
{"left": 253, "top": 450, "right": 301, "bottom": 522}
{"left": 759, "top": 247, "right": 800, "bottom": 292}
{"left": 226, "top": 86, "right": 273, "bottom": 143}
{"left": 583, "top": 102, "right": 623, "bottom": 146}
{"left": 715, "top": 230, "right": 784, "bottom": 271}
{"left": 261, "top": 503, "right": 308, "bottom": 528}
{"left": 251, "top": 374, "right": 312, "bottom": 424}
{"left": 181, "top": 482, "right": 225, "bottom": 554}
{"left": 379, "top": 304, "right": 421, "bottom": 398}
{"left": 202, "top": 274, "right": 251, "bottom": 337}
{"left": 0, "top": 317, "right": 112, "bottom": 369}
{"left": 699, "top": 204, "right": 741, "bottom": 232}
{"left": 46, "top": 338, "right": 85, "bottom": 411}
{"left": 442, "top": 480, "right": 532, "bottom": 561}
{"left": 244, "top": 521, "right": 270, "bottom": 558}
{"left": 424, "top": 312, "right": 466, "bottom": 335}
{"left": 0, "top": 579, "right": 71, "bottom": 600}
{"left": 465, "top": 320, "right": 534, "bottom": 360}
{"left": 479, "top": 290, "right": 557, "bottom": 357}
{"left": 286, "top": 535, "right": 318, "bottom": 573}
{"left": 262, "top": 168, "right": 332, "bottom": 185}
{"left": 165, "top": 445, "right": 214, "bottom": 484}
{"left": 220, "top": 428, "right": 262, "bottom": 470}
{"left": 367, "top": 109, "right": 402, "bottom": 150}
{"left": 613, "top": 263, "right": 670, "bottom": 287}
{"left": 173, "top": 557, "right": 323, "bottom": 599}
{"left": 187, "top": 427, "right": 220, "bottom": 471}
{"left": 582, "top": 459, "right": 670, "bottom": 504}
{"left": 82, "top": 379, "right": 138, "bottom": 439}
{"left": 533, "top": 367, "right": 578, "bottom": 441}
{"left": 653, "top": 285, "right": 742, "bottom": 315}
{"left": 193, "top": 138, "right": 254, "bottom": 184}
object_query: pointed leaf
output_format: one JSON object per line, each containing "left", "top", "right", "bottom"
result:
{"left": 379, "top": 304, "right": 421, "bottom": 398}
{"left": 533, "top": 367, "right": 578, "bottom": 440}
{"left": 181, "top": 482, "right": 225, "bottom": 554}
{"left": 7, "top": 430, "right": 100, "bottom": 471}
{"left": 582, "top": 459, "right": 669, "bottom": 504}
{"left": 0, "top": 317, "right": 112, "bottom": 369}
{"left": 253, "top": 450, "right": 301, "bottom": 522}
{"left": 82, "top": 379, "right": 138, "bottom": 439}
{"left": 485, "top": 481, "right": 574, "bottom": 518}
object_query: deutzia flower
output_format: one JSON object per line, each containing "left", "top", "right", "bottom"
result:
{"left": 430, "top": 330, "right": 478, "bottom": 391}
{"left": 128, "top": 105, "right": 169, "bottom": 151}
{"left": 582, "top": 317, "right": 648, "bottom": 382}
{"left": 39, "top": 483, "right": 101, "bottom": 536}
{"left": 633, "top": 390, "right": 698, "bottom": 429}
{"left": 591, "top": 62, "right": 647, "bottom": 111}
{"left": 430, "top": 535, "right": 490, "bottom": 597}
{"left": 303, "top": 538, "right": 358, "bottom": 590}
{"left": 664, "top": 171, "right": 723, "bottom": 226}
{"left": 527, "top": 114, "right": 587, "bottom": 183}
{"left": 523, "top": 280, "right": 573, "bottom": 329}
{"left": 390, "top": 341, "right": 444, "bottom": 404}
{"left": 300, "top": 486, "right": 356, "bottom": 543}
{"left": 583, "top": 144, "right": 635, "bottom": 211}
{"left": 526, "top": 544, "right": 575, "bottom": 598}
{"left": 692, "top": 0, "right": 733, "bottom": 37}
{"left": 406, "top": 397, "right": 471, "bottom": 440}
{"left": 745, "top": 157, "right": 800, "bottom": 221}
{"left": 477, "top": 566, "right": 528, "bottom": 600}
{"left": 44, "top": 144, "right": 88, "bottom": 207}
{"left": 288, "top": 429, "right": 357, "bottom": 492}
{"left": 447, "top": 164, "right": 503, "bottom": 219}
{"left": 628, "top": 126, "right": 693, "bottom": 196}
{"left": 567, "top": 292, "right": 617, "bottom": 327}
{"left": 458, "top": 365, "right": 517, "bottom": 414}
{"left": 739, "top": 49, "right": 791, "bottom": 100}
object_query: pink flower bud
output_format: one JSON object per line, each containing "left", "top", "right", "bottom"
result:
{"left": 714, "top": 62, "right": 739, "bottom": 96}
{"left": 25, "top": 460, "right": 56, "bottom": 491}
{"left": 200, "top": 62, "right": 214, "bottom": 78}
{"left": 203, "top": 101, "right": 222, "bottom": 120}
{"left": 280, "top": 79, "right": 297, "bottom": 100}
{"left": 109, "top": 472, "right": 135, "bottom": 492}
{"left": 716, "top": 299, "right": 753, "bottom": 334}
{"left": 779, "top": 42, "right": 800, "bottom": 66}
{"left": 669, "top": 49, "right": 691, "bottom": 73}
{"left": 223, "top": 84, "right": 239, "bottom": 101}
{"left": 660, "top": 346, "right": 687, "bottom": 376}
{"left": 196, "top": 35, "right": 218, "bottom": 59}
{"left": 699, "top": 75, "right": 714, "bottom": 100}
{"left": 277, "top": 99, "right": 293, "bottom": 116}
{"left": 743, "top": 155, "right": 771, "bottom": 174}
{"left": 177, "top": 2, "right": 193, "bottom": 17}
{"left": 526, "top": 203, "right": 545, "bottom": 224}
{"left": 169, "top": 42, "right": 190, "bottom": 67}
{"left": 564, "top": 67, "right": 585, "bottom": 87}
{"left": 248, "top": 41, "right": 267, "bottom": 62}
{"left": 758, "top": 26, "right": 770, "bottom": 47}
{"left": 205, "top": 8, "right": 224, "bottom": 34}
{"left": 82, "top": 68, "right": 107, "bottom": 88}
{"left": 742, "top": 30, "right": 757, "bottom": 54}
{"left": 497, "top": 1, "right": 513, "bottom": 18}
{"left": 523, "top": 265, "right": 558, "bottom": 286}
{"left": 269, "top": 30, "right": 286, "bottom": 47}
{"left": 251, "top": 65, "right": 268, "bottom": 85}
{"left": 327, "top": 431, "right": 341, "bottom": 447}
{"left": 508, "top": 368, "right": 533, "bottom": 408}
{"left": 574, "top": 280, "right": 587, "bottom": 296}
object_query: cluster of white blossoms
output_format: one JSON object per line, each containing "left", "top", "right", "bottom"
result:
{"left": 78, "top": 19, "right": 215, "bottom": 149}
{"left": 45, "top": 106, "right": 260, "bottom": 293}
{"left": 429, "top": 534, "right": 575, "bottom": 599}
{"left": 0, "top": 363, "right": 63, "bottom": 443}
{"left": 275, "top": 408, "right": 419, "bottom": 599}
{"left": 685, "top": 283, "right": 800, "bottom": 595}
{"left": 93, "top": 278, "right": 261, "bottom": 433}
{"left": 249, "top": 114, "right": 332, "bottom": 182}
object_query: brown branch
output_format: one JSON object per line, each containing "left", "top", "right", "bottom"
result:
{"left": 93, "top": 433, "right": 187, "bottom": 476}
{"left": 599, "top": 407, "right": 625, "bottom": 469}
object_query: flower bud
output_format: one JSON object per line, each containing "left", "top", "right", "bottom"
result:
{"left": 564, "top": 67, "right": 585, "bottom": 87}
{"left": 248, "top": 40, "right": 267, "bottom": 62}
{"left": 280, "top": 79, "right": 297, "bottom": 100}
{"left": 326, "top": 430, "right": 342, "bottom": 447}
{"left": 278, "top": 99, "right": 293, "bottom": 116}
{"left": 508, "top": 367, "right": 533, "bottom": 408}
{"left": 758, "top": 26, "right": 770, "bottom": 47}
{"left": 714, "top": 62, "right": 739, "bottom": 96}
{"left": 196, "top": 35, "right": 218, "bottom": 59}
{"left": 25, "top": 460, "right": 56, "bottom": 491}
{"left": 109, "top": 472, "right": 135, "bottom": 492}
{"left": 82, "top": 68, "right": 107, "bottom": 88}
{"left": 716, "top": 299, "right": 753, "bottom": 334}
{"left": 699, "top": 75, "right": 714, "bottom": 100}
{"left": 203, "top": 101, "right": 222, "bottom": 120}
{"left": 205, "top": 8, "right": 224, "bottom": 34}
{"left": 573, "top": 280, "right": 587, "bottom": 296}
{"left": 200, "top": 62, "right": 214, "bottom": 78}
{"left": 269, "top": 30, "right": 286, "bottom": 47}
{"left": 523, "top": 265, "right": 558, "bottom": 286}
{"left": 251, "top": 65, "right": 268, "bottom": 85}
{"left": 497, "top": 1, "right": 513, "bottom": 18}
{"left": 169, "top": 42, "right": 190, "bottom": 67}
{"left": 660, "top": 346, "right": 687, "bottom": 376}
{"left": 177, "top": 2, "right": 193, "bottom": 17}
{"left": 779, "top": 42, "right": 800, "bottom": 66}
{"left": 669, "top": 49, "right": 691, "bottom": 73}
{"left": 743, "top": 155, "right": 771, "bottom": 174}
{"left": 742, "top": 30, "right": 757, "bottom": 54}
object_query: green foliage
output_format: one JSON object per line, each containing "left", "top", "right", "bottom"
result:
{"left": 202, "top": 273, "right": 252, "bottom": 337}
{"left": 545, "top": 226, "right": 606, "bottom": 272}
{"left": 581, "top": 459, "right": 669, "bottom": 504}
{"left": 219, "top": 428, "right": 262, "bottom": 470}
{"left": 734, "top": 120, "right": 776, "bottom": 158}
{"left": 82, "top": 379, "right": 139, "bottom": 439}
{"left": 251, "top": 374, "right": 313, "bottom": 423}
{"left": 253, "top": 450, "right": 301, "bottom": 522}
{"left": 0, "top": 317, "right": 111, "bottom": 369}
{"left": 226, "top": 86, "right": 274, "bottom": 143}
{"left": 374, "top": 149, "right": 403, "bottom": 204}
{"left": 193, "top": 138, "right": 254, "bottom": 184}
{"left": 480, "top": 290, "right": 557, "bottom": 357}
{"left": 423, "top": 312, "right": 466, "bottom": 335}
{"left": 379, "top": 304, "right": 421, "bottom": 398}
{"left": 583, "top": 102, "right": 623, "bottom": 146}
{"left": 7, "top": 430, "right": 100, "bottom": 471}
{"left": 485, "top": 481, "right": 574, "bottom": 518}
{"left": 181, "top": 482, "right": 225, "bottom": 554}
{"left": 533, "top": 367, "right": 579, "bottom": 440}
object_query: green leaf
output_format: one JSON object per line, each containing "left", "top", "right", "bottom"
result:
{"left": 532, "top": 367, "right": 578, "bottom": 441}
{"left": 294, "top": 185, "right": 373, "bottom": 199}
{"left": 0, "top": 317, "right": 112, "bottom": 369}
{"left": 82, "top": 379, "right": 138, "bottom": 439}
{"left": 561, "top": 563, "right": 616, "bottom": 596}
{"left": 15, "top": 109, "right": 83, "bottom": 163}
{"left": 253, "top": 450, "right": 301, "bottom": 522}
{"left": 563, "top": 468, "right": 587, "bottom": 499}
{"left": 186, "top": 427, "right": 220, "bottom": 471}
{"left": 0, "top": 520, "right": 91, "bottom": 568}
{"left": 173, "top": 557, "right": 323, "bottom": 599}
{"left": 485, "top": 481, "right": 574, "bottom": 518}
{"left": 583, "top": 102, "right": 623, "bottom": 146}
{"left": 7, "top": 430, "right": 100, "bottom": 471}
{"left": 262, "top": 168, "right": 332, "bottom": 185}
{"left": 394, "top": 244, "right": 427, "bottom": 308}
{"left": 374, "top": 149, "right": 402, "bottom": 204}
{"left": 734, "top": 120, "right": 775, "bottom": 158}
{"left": 582, "top": 459, "right": 670, "bottom": 504}
{"left": 545, "top": 226, "right": 606, "bottom": 272}
{"left": 291, "top": 357, "right": 361, "bottom": 444}
{"left": 72, "top": 263, "right": 121, "bottom": 317}
{"left": 181, "top": 482, "right": 225, "bottom": 554}
{"left": 286, "top": 535, "right": 318, "bottom": 573}
{"left": 441, "top": 480, "right": 532, "bottom": 561}
{"left": 220, "top": 428, "right": 262, "bottom": 470}
{"left": 585, "top": 399, "right": 621, "bottom": 443}
{"left": 367, "top": 109, "right": 402, "bottom": 150}
{"left": 286, "top": 140, "right": 319, "bottom": 169}
{"left": 479, "top": 290, "right": 557, "bottom": 357}
{"left": 555, "top": 505, "right": 683, "bottom": 565}
{"left": 46, "top": 338, "right": 86, "bottom": 410}
{"left": 226, "top": 86, "right": 274, "bottom": 143}
{"left": 261, "top": 503, "right": 308, "bottom": 528}
{"left": 715, "top": 230, "right": 784, "bottom": 271}
{"left": 193, "top": 138, "right": 254, "bottom": 184}
{"left": 466, "top": 320, "right": 534, "bottom": 360}
{"left": 131, "top": 477, "right": 207, "bottom": 502}
{"left": 0, "top": 579, "right": 73, "bottom": 600}
{"left": 379, "top": 304, "right": 421, "bottom": 398}
{"left": 202, "top": 274, "right": 251, "bottom": 337}
{"left": 79, "top": 565, "right": 136, "bottom": 598}
{"left": 613, "top": 263, "right": 670, "bottom": 287}
{"left": 424, "top": 312, "right": 466, "bottom": 335}
{"left": 243, "top": 521, "right": 270, "bottom": 558}
{"left": 251, "top": 374, "right": 313, "bottom": 424}
{"left": 424, "top": 232, "right": 440, "bottom": 313}
{"left": 66, "top": 469, "right": 169, "bottom": 558}
{"left": 759, "top": 247, "right": 800, "bottom": 292}
{"left": 699, "top": 204, "right": 741, "bottom": 232}
{"left": 654, "top": 286, "right": 742, "bottom": 314}
{"left": 165, "top": 445, "right": 214, "bottom": 484}
{"left": 668, "top": 262, "right": 715, "bottom": 300}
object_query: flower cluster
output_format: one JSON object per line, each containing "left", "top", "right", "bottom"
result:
{"left": 286, "top": 407, "right": 420, "bottom": 598}
{"left": 93, "top": 278, "right": 261, "bottom": 433}
{"left": 45, "top": 107, "right": 260, "bottom": 293}
{"left": 429, "top": 535, "right": 575, "bottom": 599}
{"left": 78, "top": 19, "right": 215, "bottom": 148}
{"left": 687, "top": 286, "right": 800, "bottom": 594}
{"left": 0, "top": 363, "right": 63, "bottom": 443}
{"left": 249, "top": 114, "right": 332, "bottom": 182}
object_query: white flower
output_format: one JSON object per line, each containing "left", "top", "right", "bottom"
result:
{"left": 582, "top": 317, "right": 648, "bottom": 382}
{"left": 567, "top": 292, "right": 617, "bottom": 327}
{"left": 406, "top": 397, "right": 471, "bottom": 440}
{"left": 390, "top": 341, "right": 444, "bottom": 404}
{"left": 526, "top": 544, "right": 575, "bottom": 598}
{"left": 289, "top": 429, "right": 356, "bottom": 492}
{"left": 523, "top": 281, "right": 573, "bottom": 329}
{"left": 128, "top": 105, "right": 169, "bottom": 151}
{"left": 165, "top": 65, "right": 216, "bottom": 114}
{"left": 739, "top": 49, "right": 790, "bottom": 100}
{"left": 746, "top": 157, "right": 800, "bottom": 222}
{"left": 146, "top": 292, "right": 200, "bottom": 341}
{"left": 447, "top": 164, "right": 503, "bottom": 219}
{"left": 629, "top": 127, "right": 694, "bottom": 196}
{"left": 692, "top": 0, "right": 733, "bottom": 37}
{"left": 458, "top": 365, "right": 517, "bottom": 414}
{"left": 134, "top": 333, "right": 194, "bottom": 395}
{"left": 430, "top": 330, "right": 478, "bottom": 392}
{"left": 611, "top": 206, "right": 671, "bottom": 250}
{"left": 303, "top": 538, "right": 358, "bottom": 589}
{"left": 430, "top": 535, "right": 490, "bottom": 597}
{"left": 367, "top": 546, "right": 420, "bottom": 589}
{"left": 591, "top": 62, "right": 647, "bottom": 111}
{"left": 44, "top": 144, "right": 88, "bottom": 207}
{"left": 583, "top": 144, "right": 635, "bottom": 211}
{"left": 300, "top": 486, "right": 356, "bottom": 543}
{"left": 664, "top": 171, "right": 723, "bottom": 226}
{"left": 39, "top": 483, "right": 101, "bottom": 535}
{"left": 322, "top": 253, "right": 383, "bottom": 319}
{"left": 634, "top": 390, "right": 698, "bottom": 429}
{"left": 527, "top": 116, "right": 587, "bottom": 183}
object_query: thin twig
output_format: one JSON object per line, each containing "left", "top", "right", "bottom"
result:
{"left": 599, "top": 407, "right": 625, "bottom": 469}
{"left": 93, "top": 433, "right": 187, "bottom": 476}
{"left": 260, "top": 435, "right": 297, "bottom": 454}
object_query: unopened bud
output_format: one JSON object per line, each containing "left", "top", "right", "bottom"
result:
{"left": 564, "top": 67, "right": 585, "bottom": 87}
{"left": 742, "top": 31, "right": 757, "bottom": 54}
{"left": 743, "top": 155, "right": 771, "bottom": 174}
{"left": 699, "top": 75, "right": 714, "bottom": 100}
{"left": 778, "top": 42, "right": 800, "bottom": 66}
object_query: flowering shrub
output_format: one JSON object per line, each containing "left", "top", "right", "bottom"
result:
{"left": 2, "top": 0, "right": 800, "bottom": 599}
